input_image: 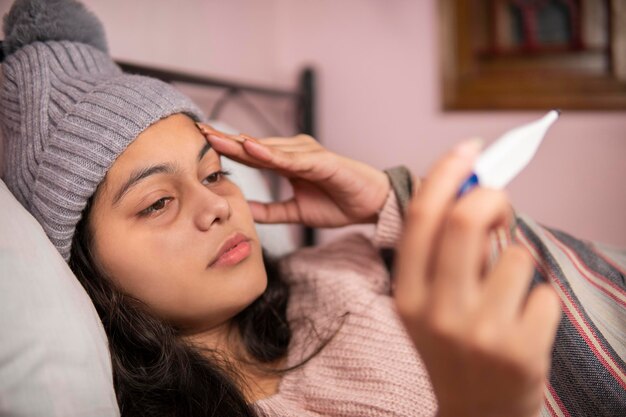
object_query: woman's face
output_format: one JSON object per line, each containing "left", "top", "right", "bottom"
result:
{"left": 89, "top": 114, "right": 266, "bottom": 333}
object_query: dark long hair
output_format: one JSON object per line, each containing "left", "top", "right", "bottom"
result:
{"left": 69, "top": 196, "right": 291, "bottom": 416}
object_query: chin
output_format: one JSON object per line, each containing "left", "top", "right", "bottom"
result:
{"left": 230, "top": 253, "right": 268, "bottom": 298}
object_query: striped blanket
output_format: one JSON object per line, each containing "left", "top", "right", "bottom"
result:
{"left": 512, "top": 215, "right": 626, "bottom": 417}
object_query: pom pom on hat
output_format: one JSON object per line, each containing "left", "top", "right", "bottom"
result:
{"left": 2, "top": 0, "right": 108, "bottom": 58}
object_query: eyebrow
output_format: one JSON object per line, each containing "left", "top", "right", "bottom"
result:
{"left": 198, "top": 142, "right": 211, "bottom": 162}
{"left": 112, "top": 164, "right": 176, "bottom": 206}
{"left": 112, "top": 141, "right": 213, "bottom": 206}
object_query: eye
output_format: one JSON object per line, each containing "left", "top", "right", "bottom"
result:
{"left": 202, "top": 169, "right": 231, "bottom": 185}
{"left": 138, "top": 197, "right": 173, "bottom": 217}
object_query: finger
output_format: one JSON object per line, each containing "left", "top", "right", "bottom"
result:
{"left": 207, "top": 135, "right": 270, "bottom": 169}
{"left": 256, "top": 134, "right": 316, "bottom": 147}
{"left": 520, "top": 283, "right": 561, "bottom": 356}
{"left": 240, "top": 134, "right": 316, "bottom": 149}
{"left": 432, "top": 188, "right": 513, "bottom": 310}
{"left": 210, "top": 134, "right": 328, "bottom": 182}
{"left": 480, "top": 245, "right": 536, "bottom": 321}
{"left": 393, "top": 139, "right": 483, "bottom": 314}
{"left": 207, "top": 133, "right": 304, "bottom": 169}
{"left": 242, "top": 140, "right": 324, "bottom": 179}
{"left": 203, "top": 129, "right": 324, "bottom": 180}
{"left": 243, "top": 134, "right": 320, "bottom": 155}
{"left": 256, "top": 137, "right": 305, "bottom": 146}
{"left": 241, "top": 139, "right": 274, "bottom": 161}
{"left": 197, "top": 123, "right": 249, "bottom": 148}
{"left": 196, "top": 122, "right": 235, "bottom": 139}
{"left": 260, "top": 142, "right": 320, "bottom": 153}
{"left": 248, "top": 200, "right": 302, "bottom": 224}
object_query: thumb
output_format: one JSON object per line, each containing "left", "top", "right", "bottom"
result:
{"left": 248, "top": 200, "right": 302, "bottom": 224}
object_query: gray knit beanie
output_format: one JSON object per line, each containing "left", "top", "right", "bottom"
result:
{"left": 0, "top": 0, "right": 206, "bottom": 261}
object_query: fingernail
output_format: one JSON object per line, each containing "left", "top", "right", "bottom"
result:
{"left": 454, "top": 138, "right": 483, "bottom": 158}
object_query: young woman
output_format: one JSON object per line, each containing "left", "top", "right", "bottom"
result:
{"left": 66, "top": 111, "right": 558, "bottom": 417}
{"left": 2, "top": 0, "right": 622, "bottom": 416}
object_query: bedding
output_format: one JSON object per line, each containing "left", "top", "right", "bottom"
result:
{"left": 0, "top": 179, "right": 119, "bottom": 416}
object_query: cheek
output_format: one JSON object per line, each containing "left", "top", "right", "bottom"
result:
{"left": 95, "top": 223, "right": 221, "bottom": 326}
{"left": 94, "top": 220, "right": 194, "bottom": 303}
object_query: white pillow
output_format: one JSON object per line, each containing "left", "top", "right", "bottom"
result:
{"left": 0, "top": 180, "right": 119, "bottom": 416}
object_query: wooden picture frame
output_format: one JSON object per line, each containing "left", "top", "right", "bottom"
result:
{"left": 440, "top": 0, "right": 626, "bottom": 110}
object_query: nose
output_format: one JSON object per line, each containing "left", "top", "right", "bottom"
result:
{"left": 192, "top": 185, "right": 231, "bottom": 231}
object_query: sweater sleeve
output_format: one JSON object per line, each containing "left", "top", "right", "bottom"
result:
{"left": 373, "top": 166, "right": 417, "bottom": 249}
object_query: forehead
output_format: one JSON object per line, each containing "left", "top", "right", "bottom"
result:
{"left": 108, "top": 114, "right": 206, "bottom": 175}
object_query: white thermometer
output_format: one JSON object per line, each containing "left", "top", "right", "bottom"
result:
{"left": 458, "top": 110, "right": 560, "bottom": 196}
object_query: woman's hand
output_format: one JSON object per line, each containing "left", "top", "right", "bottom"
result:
{"left": 196, "top": 123, "right": 390, "bottom": 228}
{"left": 393, "top": 140, "right": 561, "bottom": 417}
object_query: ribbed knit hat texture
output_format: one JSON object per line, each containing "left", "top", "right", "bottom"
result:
{"left": 0, "top": 0, "right": 205, "bottom": 261}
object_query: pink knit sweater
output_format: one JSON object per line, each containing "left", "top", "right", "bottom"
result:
{"left": 254, "top": 193, "right": 438, "bottom": 416}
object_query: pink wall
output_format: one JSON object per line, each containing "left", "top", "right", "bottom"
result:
{"left": 1, "top": 0, "right": 624, "bottom": 245}
{"left": 80, "top": 0, "right": 280, "bottom": 85}
{"left": 275, "top": 0, "right": 626, "bottom": 246}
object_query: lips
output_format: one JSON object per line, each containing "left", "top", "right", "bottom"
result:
{"left": 208, "top": 232, "right": 252, "bottom": 268}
